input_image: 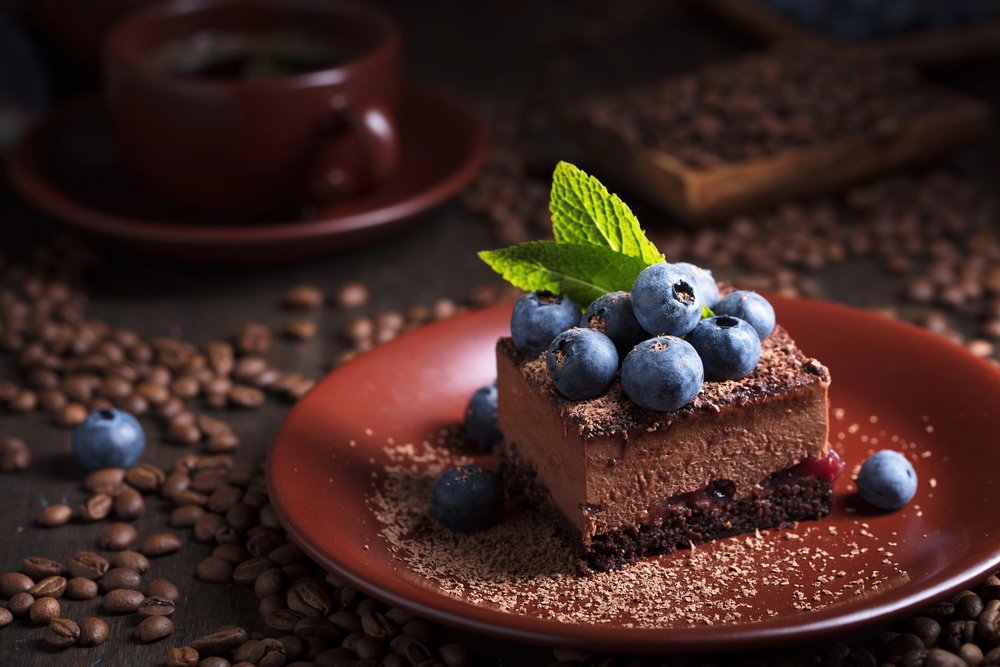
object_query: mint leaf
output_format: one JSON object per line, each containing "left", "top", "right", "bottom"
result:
{"left": 478, "top": 241, "right": 648, "bottom": 308}
{"left": 549, "top": 161, "right": 663, "bottom": 265}
{"left": 702, "top": 304, "right": 714, "bottom": 319}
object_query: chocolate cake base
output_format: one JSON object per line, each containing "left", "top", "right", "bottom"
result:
{"left": 502, "top": 445, "right": 833, "bottom": 575}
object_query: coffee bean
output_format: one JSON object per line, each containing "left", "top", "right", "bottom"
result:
{"left": 279, "top": 635, "right": 305, "bottom": 659}
{"left": 37, "top": 502, "right": 72, "bottom": 527}
{"left": 167, "top": 647, "right": 201, "bottom": 667}
{"left": 141, "top": 531, "right": 182, "bottom": 557}
{"left": 284, "top": 319, "right": 317, "bottom": 341}
{"left": 65, "top": 577, "right": 99, "bottom": 600}
{"left": 207, "top": 484, "right": 241, "bottom": 513}
{"left": 29, "top": 596, "right": 60, "bottom": 623}
{"left": 269, "top": 542, "right": 306, "bottom": 566}
{"left": 113, "top": 486, "right": 145, "bottom": 520}
{"left": 138, "top": 595, "right": 177, "bottom": 616}
{"left": 979, "top": 599, "right": 1000, "bottom": 643}
{"left": 103, "top": 587, "right": 144, "bottom": 613}
{"left": 959, "top": 643, "right": 984, "bottom": 666}
{"left": 204, "top": 340, "right": 235, "bottom": 376}
{"left": 315, "top": 648, "right": 355, "bottom": 666}
{"left": 233, "top": 356, "right": 268, "bottom": 381}
{"left": 0, "top": 571, "right": 33, "bottom": 596}
{"left": 294, "top": 616, "right": 341, "bottom": 639}
{"left": 143, "top": 580, "right": 179, "bottom": 605}
{"left": 84, "top": 467, "right": 125, "bottom": 494}
{"left": 55, "top": 402, "right": 88, "bottom": 426}
{"left": 111, "top": 549, "right": 151, "bottom": 574}
{"left": 229, "top": 385, "right": 265, "bottom": 409}
{"left": 234, "top": 557, "right": 273, "bottom": 586}
{"left": 78, "top": 617, "right": 109, "bottom": 647}
{"left": 247, "top": 531, "right": 284, "bottom": 558}
{"left": 198, "top": 658, "right": 231, "bottom": 667}
{"left": 236, "top": 323, "right": 272, "bottom": 355}
{"left": 136, "top": 615, "right": 174, "bottom": 642}
{"left": 288, "top": 580, "right": 331, "bottom": 618}
{"left": 909, "top": 616, "right": 941, "bottom": 647}
{"left": 226, "top": 502, "right": 257, "bottom": 532}
{"left": 167, "top": 420, "right": 202, "bottom": 445}
{"left": 0, "top": 608, "right": 10, "bottom": 627}
{"left": 43, "top": 617, "right": 80, "bottom": 647}
{"left": 330, "top": 611, "right": 362, "bottom": 635}
{"left": 267, "top": 608, "right": 306, "bottom": 633}
{"left": 213, "top": 544, "right": 250, "bottom": 564}
{"left": 345, "top": 317, "right": 374, "bottom": 344}
{"left": 925, "top": 648, "right": 968, "bottom": 667}
{"left": 255, "top": 568, "right": 285, "bottom": 599}
{"left": 361, "top": 611, "right": 397, "bottom": 640}
{"left": 29, "top": 575, "right": 67, "bottom": 598}
{"left": 21, "top": 556, "right": 63, "bottom": 579}
{"left": 68, "top": 550, "right": 110, "bottom": 579}
{"left": 100, "top": 567, "right": 142, "bottom": 592}
{"left": 0, "top": 436, "right": 30, "bottom": 471}
{"left": 285, "top": 284, "right": 325, "bottom": 309}
{"left": 192, "top": 625, "right": 249, "bottom": 656}
{"left": 99, "top": 522, "right": 139, "bottom": 550}
{"left": 955, "top": 591, "right": 984, "bottom": 620}
{"left": 232, "top": 639, "right": 261, "bottom": 663}
{"left": 169, "top": 506, "right": 203, "bottom": 529}
{"left": 197, "top": 556, "right": 235, "bottom": 583}
{"left": 80, "top": 493, "right": 112, "bottom": 521}
{"left": 9, "top": 389, "right": 37, "bottom": 413}
{"left": 259, "top": 594, "right": 287, "bottom": 618}
{"left": 126, "top": 462, "right": 166, "bottom": 492}
{"left": 334, "top": 282, "right": 369, "bottom": 309}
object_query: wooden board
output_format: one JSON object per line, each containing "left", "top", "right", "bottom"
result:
{"left": 703, "top": 0, "right": 1000, "bottom": 64}
{"left": 571, "top": 89, "right": 993, "bottom": 222}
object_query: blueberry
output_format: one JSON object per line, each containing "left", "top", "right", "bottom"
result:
{"left": 621, "top": 336, "right": 703, "bottom": 412}
{"left": 545, "top": 328, "right": 619, "bottom": 401}
{"left": 686, "top": 316, "right": 762, "bottom": 381}
{"left": 72, "top": 408, "right": 146, "bottom": 471}
{"left": 464, "top": 382, "right": 501, "bottom": 450}
{"left": 510, "top": 291, "right": 580, "bottom": 357}
{"left": 579, "top": 292, "right": 647, "bottom": 357}
{"left": 675, "top": 262, "right": 720, "bottom": 309}
{"left": 631, "top": 263, "right": 703, "bottom": 337}
{"left": 856, "top": 450, "right": 917, "bottom": 510}
{"left": 714, "top": 290, "right": 776, "bottom": 340}
{"left": 431, "top": 464, "right": 503, "bottom": 532}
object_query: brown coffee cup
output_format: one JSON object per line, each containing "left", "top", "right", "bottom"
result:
{"left": 104, "top": 0, "right": 401, "bottom": 216}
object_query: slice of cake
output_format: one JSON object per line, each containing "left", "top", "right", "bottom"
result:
{"left": 496, "top": 325, "right": 839, "bottom": 574}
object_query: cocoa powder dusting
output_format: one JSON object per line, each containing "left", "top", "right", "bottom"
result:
{"left": 368, "top": 436, "right": 906, "bottom": 628}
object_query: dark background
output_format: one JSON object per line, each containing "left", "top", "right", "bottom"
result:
{"left": 0, "top": 1, "right": 999, "bottom": 665}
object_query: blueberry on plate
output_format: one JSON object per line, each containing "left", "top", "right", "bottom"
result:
{"left": 545, "top": 328, "right": 619, "bottom": 401}
{"left": 675, "top": 262, "right": 720, "bottom": 309}
{"left": 464, "top": 382, "right": 501, "bottom": 450}
{"left": 856, "top": 450, "right": 917, "bottom": 510}
{"left": 72, "top": 408, "right": 146, "bottom": 471}
{"left": 431, "top": 464, "right": 503, "bottom": 532}
{"left": 621, "top": 336, "right": 704, "bottom": 412}
{"left": 631, "top": 263, "right": 703, "bottom": 337}
{"left": 686, "top": 316, "right": 762, "bottom": 381}
{"left": 510, "top": 291, "right": 580, "bottom": 357}
{"left": 579, "top": 291, "right": 647, "bottom": 357}
{"left": 714, "top": 290, "right": 776, "bottom": 340}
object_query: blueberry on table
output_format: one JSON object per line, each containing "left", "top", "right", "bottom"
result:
{"left": 621, "top": 336, "right": 704, "bottom": 412}
{"left": 715, "top": 290, "right": 776, "bottom": 340}
{"left": 686, "top": 316, "right": 762, "bottom": 381}
{"left": 631, "top": 263, "right": 703, "bottom": 337}
{"left": 431, "top": 465, "right": 503, "bottom": 532}
{"left": 464, "top": 382, "right": 501, "bottom": 450}
{"left": 675, "top": 262, "right": 720, "bottom": 310}
{"left": 579, "top": 292, "right": 647, "bottom": 357}
{"left": 856, "top": 450, "right": 917, "bottom": 510}
{"left": 72, "top": 408, "right": 146, "bottom": 471}
{"left": 510, "top": 291, "right": 579, "bottom": 357}
{"left": 545, "top": 328, "right": 619, "bottom": 401}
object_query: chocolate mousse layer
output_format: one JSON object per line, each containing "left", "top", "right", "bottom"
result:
{"left": 496, "top": 326, "right": 832, "bottom": 557}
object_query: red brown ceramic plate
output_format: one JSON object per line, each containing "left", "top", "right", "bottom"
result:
{"left": 268, "top": 297, "right": 1000, "bottom": 653}
{"left": 8, "top": 87, "right": 487, "bottom": 263}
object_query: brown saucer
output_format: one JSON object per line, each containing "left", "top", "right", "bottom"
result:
{"left": 267, "top": 298, "right": 1000, "bottom": 653}
{"left": 8, "top": 87, "right": 487, "bottom": 263}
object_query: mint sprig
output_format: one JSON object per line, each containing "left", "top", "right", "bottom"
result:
{"left": 550, "top": 161, "right": 663, "bottom": 265}
{"left": 478, "top": 242, "right": 649, "bottom": 308}
{"left": 479, "top": 161, "right": 711, "bottom": 317}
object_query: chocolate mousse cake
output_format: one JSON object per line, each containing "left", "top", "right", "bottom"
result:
{"left": 496, "top": 325, "right": 840, "bottom": 574}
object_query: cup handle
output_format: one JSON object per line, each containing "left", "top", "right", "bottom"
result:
{"left": 308, "top": 95, "right": 399, "bottom": 200}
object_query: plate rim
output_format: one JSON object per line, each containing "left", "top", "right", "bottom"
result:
{"left": 267, "top": 297, "right": 1000, "bottom": 653}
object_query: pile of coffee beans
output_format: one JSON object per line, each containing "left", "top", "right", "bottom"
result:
{"left": 578, "top": 47, "right": 967, "bottom": 168}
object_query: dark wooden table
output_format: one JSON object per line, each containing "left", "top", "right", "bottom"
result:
{"left": 0, "top": 2, "right": 998, "bottom": 665}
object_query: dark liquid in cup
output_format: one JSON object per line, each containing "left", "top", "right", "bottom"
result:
{"left": 146, "top": 31, "right": 354, "bottom": 79}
